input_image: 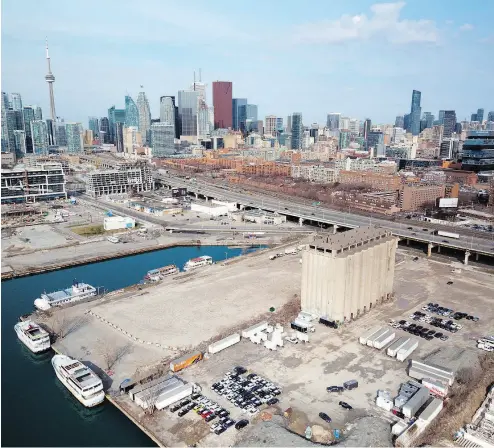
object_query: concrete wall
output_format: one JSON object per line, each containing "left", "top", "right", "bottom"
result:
{"left": 301, "top": 236, "right": 397, "bottom": 322}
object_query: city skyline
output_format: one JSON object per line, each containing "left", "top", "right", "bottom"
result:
{"left": 2, "top": 0, "right": 493, "bottom": 125}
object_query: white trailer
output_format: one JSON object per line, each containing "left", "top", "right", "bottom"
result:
{"left": 359, "top": 326, "right": 382, "bottom": 345}
{"left": 408, "top": 365, "right": 454, "bottom": 387}
{"left": 374, "top": 330, "right": 396, "bottom": 349}
{"left": 296, "top": 332, "right": 309, "bottom": 343}
{"left": 422, "top": 378, "right": 449, "bottom": 397}
{"left": 155, "top": 384, "right": 193, "bottom": 410}
{"left": 208, "top": 333, "right": 241, "bottom": 354}
{"left": 409, "top": 360, "right": 454, "bottom": 385}
{"left": 387, "top": 337, "right": 410, "bottom": 357}
{"left": 242, "top": 321, "right": 268, "bottom": 338}
{"left": 437, "top": 230, "right": 460, "bottom": 239}
{"left": 396, "top": 339, "right": 419, "bottom": 362}
{"left": 285, "top": 247, "right": 297, "bottom": 255}
{"left": 366, "top": 327, "right": 388, "bottom": 347}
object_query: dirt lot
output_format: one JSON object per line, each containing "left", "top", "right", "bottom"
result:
{"left": 46, "top": 248, "right": 494, "bottom": 447}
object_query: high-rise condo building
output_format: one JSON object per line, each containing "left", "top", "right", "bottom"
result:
{"left": 232, "top": 98, "right": 247, "bottom": 131}
{"left": 123, "top": 126, "right": 142, "bottom": 155}
{"left": 178, "top": 90, "right": 198, "bottom": 137}
{"left": 1, "top": 92, "right": 9, "bottom": 151}
{"left": 291, "top": 113, "right": 303, "bottom": 150}
{"left": 65, "top": 123, "right": 84, "bottom": 153}
{"left": 239, "top": 104, "right": 258, "bottom": 133}
{"left": 442, "top": 110, "right": 457, "bottom": 139}
{"left": 476, "top": 108, "right": 484, "bottom": 123}
{"left": 212, "top": 81, "right": 232, "bottom": 129}
{"left": 108, "top": 106, "right": 125, "bottom": 144}
{"left": 99, "top": 117, "right": 110, "bottom": 143}
{"left": 115, "top": 122, "right": 124, "bottom": 152}
{"left": 462, "top": 130, "right": 494, "bottom": 172}
{"left": 124, "top": 95, "right": 139, "bottom": 127}
{"left": 265, "top": 115, "right": 277, "bottom": 136}
{"left": 410, "top": 90, "right": 421, "bottom": 136}
{"left": 10, "top": 93, "right": 23, "bottom": 111}
{"left": 327, "top": 113, "right": 340, "bottom": 130}
{"left": 136, "top": 90, "right": 151, "bottom": 145}
{"left": 395, "top": 115, "right": 404, "bottom": 128}
{"left": 487, "top": 111, "right": 494, "bottom": 122}
{"left": 31, "top": 120, "right": 49, "bottom": 155}
{"left": 150, "top": 123, "right": 175, "bottom": 157}
{"left": 13, "top": 130, "right": 26, "bottom": 157}
{"left": 6, "top": 110, "right": 24, "bottom": 153}
{"left": 55, "top": 121, "right": 67, "bottom": 146}
{"left": 88, "top": 117, "right": 99, "bottom": 137}
{"left": 160, "top": 96, "right": 179, "bottom": 138}
{"left": 438, "top": 110, "right": 445, "bottom": 125}
{"left": 46, "top": 119, "right": 55, "bottom": 145}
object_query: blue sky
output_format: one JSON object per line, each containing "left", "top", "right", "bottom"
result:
{"left": 2, "top": 0, "right": 493, "bottom": 127}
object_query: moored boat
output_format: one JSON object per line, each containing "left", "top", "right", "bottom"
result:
{"left": 144, "top": 264, "right": 179, "bottom": 281}
{"left": 14, "top": 320, "right": 51, "bottom": 353}
{"left": 34, "top": 280, "right": 97, "bottom": 311}
{"left": 183, "top": 255, "right": 213, "bottom": 272}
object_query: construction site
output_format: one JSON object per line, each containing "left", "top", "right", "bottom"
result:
{"left": 25, "top": 232, "right": 494, "bottom": 447}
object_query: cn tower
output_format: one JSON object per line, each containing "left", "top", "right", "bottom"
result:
{"left": 45, "top": 39, "right": 57, "bottom": 122}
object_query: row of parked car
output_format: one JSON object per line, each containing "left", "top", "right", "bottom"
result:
{"left": 169, "top": 392, "right": 248, "bottom": 435}
{"left": 211, "top": 367, "right": 281, "bottom": 416}
{"left": 393, "top": 319, "right": 450, "bottom": 341}
{"left": 422, "top": 303, "right": 479, "bottom": 321}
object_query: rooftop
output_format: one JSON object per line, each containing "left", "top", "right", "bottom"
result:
{"left": 309, "top": 226, "right": 392, "bottom": 252}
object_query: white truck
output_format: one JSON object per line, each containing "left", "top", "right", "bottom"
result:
{"left": 285, "top": 247, "right": 297, "bottom": 255}
{"left": 208, "top": 333, "right": 241, "bottom": 354}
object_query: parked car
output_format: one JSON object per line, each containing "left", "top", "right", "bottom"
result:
{"left": 339, "top": 401, "right": 353, "bottom": 410}
{"left": 327, "top": 386, "right": 344, "bottom": 392}
{"left": 178, "top": 408, "right": 189, "bottom": 417}
{"left": 235, "top": 419, "right": 249, "bottom": 430}
{"left": 319, "top": 412, "right": 332, "bottom": 423}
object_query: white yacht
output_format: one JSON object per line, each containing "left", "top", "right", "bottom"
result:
{"left": 183, "top": 255, "right": 213, "bottom": 272}
{"left": 14, "top": 320, "right": 51, "bottom": 353}
{"left": 52, "top": 355, "right": 105, "bottom": 407}
{"left": 34, "top": 280, "right": 97, "bottom": 311}
{"left": 144, "top": 264, "right": 179, "bottom": 282}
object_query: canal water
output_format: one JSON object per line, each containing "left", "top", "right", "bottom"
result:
{"left": 1, "top": 244, "right": 261, "bottom": 447}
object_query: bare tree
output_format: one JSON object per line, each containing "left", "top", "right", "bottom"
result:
{"left": 96, "top": 339, "right": 132, "bottom": 371}
{"left": 49, "top": 312, "right": 88, "bottom": 340}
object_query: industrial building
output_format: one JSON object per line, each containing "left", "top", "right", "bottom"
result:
{"left": 1, "top": 163, "right": 67, "bottom": 203}
{"left": 230, "top": 209, "right": 287, "bottom": 225}
{"left": 85, "top": 161, "right": 153, "bottom": 197}
{"left": 190, "top": 200, "right": 236, "bottom": 217}
{"left": 301, "top": 226, "right": 397, "bottom": 322}
{"left": 103, "top": 216, "right": 135, "bottom": 231}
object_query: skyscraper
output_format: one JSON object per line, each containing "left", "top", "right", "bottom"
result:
{"left": 150, "top": 123, "right": 175, "bottom": 157}
{"left": 10, "top": 93, "right": 23, "bottom": 111}
{"left": 403, "top": 113, "right": 411, "bottom": 131}
{"left": 34, "top": 106, "right": 43, "bottom": 121}
{"left": 438, "top": 110, "right": 445, "bottom": 125}
{"left": 443, "top": 110, "right": 457, "bottom": 138}
{"left": 99, "top": 117, "right": 110, "bottom": 143}
{"left": 471, "top": 113, "right": 478, "bottom": 122}
{"left": 488, "top": 111, "right": 494, "bottom": 122}
{"left": 212, "top": 81, "right": 232, "bottom": 129}
{"left": 6, "top": 110, "right": 24, "bottom": 152}
{"left": 31, "top": 120, "right": 49, "bottom": 154}
{"left": 326, "top": 113, "right": 340, "bottom": 130}
{"left": 1, "top": 92, "right": 9, "bottom": 151}
{"left": 410, "top": 90, "right": 421, "bottom": 136}
{"left": 232, "top": 98, "right": 247, "bottom": 131}
{"left": 65, "top": 123, "right": 84, "bottom": 153}
{"left": 13, "top": 130, "right": 26, "bottom": 157}
{"left": 55, "top": 121, "right": 67, "bottom": 146}
{"left": 160, "top": 96, "right": 179, "bottom": 138}
{"left": 276, "top": 117, "right": 284, "bottom": 133}
{"left": 477, "top": 108, "right": 484, "bottom": 123}
{"left": 191, "top": 73, "right": 207, "bottom": 103}
{"left": 291, "top": 113, "right": 303, "bottom": 150}
{"left": 136, "top": 90, "right": 151, "bottom": 144}
{"left": 178, "top": 90, "right": 198, "bottom": 136}
{"left": 395, "top": 115, "right": 404, "bottom": 128}
{"left": 108, "top": 106, "right": 125, "bottom": 143}
{"left": 88, "top": 117, "right": 99, "bottom": 137}
{"left": 124, "top": 95, "right": 139, "bottom": 127}
{"left": 123, "top": 126, "right": 142, "bottom": 155}
{"left": 423, "top": 112, "right": 434, "bottom": 129}
{"left": 363, "top": 118, "right": 371, "bottom": 142}
{"left": 44, "top": 40, "right": 57, "bottom": 122}
{"left": 115, "top": 122, "right": 124, "bottom": 152}
{"left": 339, "top": 130, "right": 350, "bottom": 149}
{"left": 238, "top": 104, "right": 258, "bottom": 133}
{"left": 367, "top": 131, "right": 385, "bottom": 157}
{"left": 198, "top": 102, "right": 211, "bottom": 137}
{"left": 265, "top": 115, "right": 277, "bottom": 136}
{"left": 46, "top": 119, "right": 55, "bottom": 145}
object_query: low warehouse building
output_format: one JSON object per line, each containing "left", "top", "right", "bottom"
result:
{"left": 103, "top": 216, "right": 136, "bottom": 231}
{"left": 191, "top": 202, "right": 229, "bottom": 217}
{"left": 301, "top": 226, "right": 398, "bottom": 323}
{"left": 236, "top": 209, "right": 287, "bottom": 225}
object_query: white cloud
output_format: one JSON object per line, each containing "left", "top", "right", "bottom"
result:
{"left": 445, "top": 20, "right": 454, "bottom": 25}
{"left": 293, "top": 1, "right": 438, "bottom": 44}
{"left": 459, "top": 23, "right": 474, "bottom": 31}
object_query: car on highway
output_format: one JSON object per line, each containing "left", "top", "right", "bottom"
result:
{"left": 319, "top": 412, "right": 332, "bottom": 423}
{"left": 442, "top": 240, "right": 449, "bottom": 243}
{"left": 407, "top": 227, "right": 413, "bottom": 230}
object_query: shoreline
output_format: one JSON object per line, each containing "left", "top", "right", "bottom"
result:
{"left": 1, "top": 240, "right": 267, "bottom": 281}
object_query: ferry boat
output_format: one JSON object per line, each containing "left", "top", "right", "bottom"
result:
{"left": 144, "top": 264, "right": 179, "bottom": 282}
{"left": 34, "top": 280, "right": 97, "bottom": 311}
{"left": 51, "top": 355, "right": 105, "bottom": 407}
{"left": 183, "top": 255, "right": 213, "bottom": 272}
{"left": 14, "top": 320, "right": 51, "bottom": 353}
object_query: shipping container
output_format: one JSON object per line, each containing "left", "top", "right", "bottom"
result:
{"left": 208, "top": 333, "right": 241, "bottom": 354}
{"left": 409, "top": 360, "right": 454, "bottom": 384}
{"left": 359, "top": 326, "right": 382, "bottom": 345}
{"left": 366, "top": 327, "right": 388, "bottom": 347}
{"left": 402, "top": 386, "right": 430, "bottom": 418}
{"left": 155, "top": 384, "right": 193, "bottom": 410}
{"left": 387, "top": 337, "right": 410, "bottom": 357}
{"left": 421, "top": 378, "right": 448, "bottom": 397}
{"left": 169, "top": 351, "right": 203, "bottom": 373}
{"left": 396, "top": 339, "right": 419, "bottom": 362}
{"left": 374, "top": 330, "right": 396, "bottom": 349}
{"left": 242, "top": 321, "right": 268, "bottom": 338}
{"left": 417, "top": 397, "right": 443, "bottom": 423}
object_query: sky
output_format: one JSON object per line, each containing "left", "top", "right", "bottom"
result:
{"left": 2, "top": 0, "right": 493, "bottom": 127}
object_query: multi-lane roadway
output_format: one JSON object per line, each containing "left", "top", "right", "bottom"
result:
{"left": 156, "top": 172, "right": 494, "bottom": 259}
